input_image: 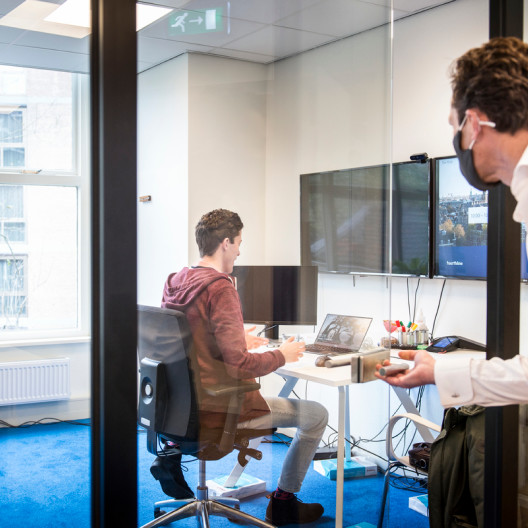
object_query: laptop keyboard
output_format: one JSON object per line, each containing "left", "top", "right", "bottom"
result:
{"left": 305, "top": 343, "right": 350, "bottom": 355}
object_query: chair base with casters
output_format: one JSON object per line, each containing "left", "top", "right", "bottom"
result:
{"left": 377, "top": 412, "right": 441, "bottom": 528}
{"left": 141, "top": 456, "right": 275, "bottom": 528}
{"left": 141, "top": 429, "right": 276, "bottom": 528}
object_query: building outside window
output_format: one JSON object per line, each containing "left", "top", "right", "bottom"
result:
{"left": 0, "top": 66, "right": 87, "bottom": 337}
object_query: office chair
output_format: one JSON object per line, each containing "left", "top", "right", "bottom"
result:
{"left": 137, "top": 305, "right": 276, "bottom": 528}
{"left": 377, "top": 412, "right": 441, "bottom": 528}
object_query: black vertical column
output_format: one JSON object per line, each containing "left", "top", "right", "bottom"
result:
{"left": 486, "top": 1, "right": 523, "bottom": 527}
{"left": 90, "top": 0, "right": 138, "bottom": 526}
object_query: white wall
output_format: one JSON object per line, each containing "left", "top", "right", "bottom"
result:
{"left": 137, "top": 54, "right": 189, "bottom": 307}
{"left": 187, "top": 54, "right": 269, "bottom": 266}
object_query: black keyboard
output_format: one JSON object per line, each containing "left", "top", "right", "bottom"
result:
{"left": 305, "top": 343, "right": 350, "bottom": 355}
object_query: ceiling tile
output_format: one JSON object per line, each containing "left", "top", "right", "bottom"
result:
{"left": 224, "top": 25, "right": 335, "bottom": 58}
{"left": 0, "top": 0, "right": 455, "bottom": 72}
{"left": 172, "top": 0, "right": 324, "bottom": 25}
{"left": 0, "top": 0, "right": 28, "bottom": 17}
{"left": 0, "top": 43, "right": 87, "bottom": 73}
{"left": 277, "top": 0, "right": 393, "bottom": 38}
{"left": 0, "top": 25, "right": 25, "bottom": 43}
{"left": 359, "top": 0, "right": 451, "bottom": 12}
{"left": 138, "top": 35, "right": 213, "bottom": 63}
{"left": 14, "top": 29, "right": 89, "bottom": 54}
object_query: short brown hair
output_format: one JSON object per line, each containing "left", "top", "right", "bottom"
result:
{"left": 195, "top": 209, "right": 243, "bottom": 257}
{"left": 450, "top": 37, "right": 528, "bottom": 134}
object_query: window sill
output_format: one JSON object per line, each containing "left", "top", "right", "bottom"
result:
{"left": 0, "top": 335, "right": 91, "bottom": 349}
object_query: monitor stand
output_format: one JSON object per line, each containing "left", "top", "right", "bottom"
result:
{"left": 263, "top": 323, "right": 279, "bottom": 341}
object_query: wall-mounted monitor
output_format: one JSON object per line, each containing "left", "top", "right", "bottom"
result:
{"left": 300, "top": 161, "right": 430, "bottom": 277}
{"left": 433, "top": 155, "right": 528, "bottom": 281}
{"left": 231, "top": 265, "right": 318, "bottom": 339}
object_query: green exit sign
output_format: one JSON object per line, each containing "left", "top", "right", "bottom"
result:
{"left": 169, "top": 8, "right": 224, "bottom": 35}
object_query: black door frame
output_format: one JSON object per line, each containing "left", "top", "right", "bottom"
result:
{"left": 90, "top": 0, "right": 138, "bottom": 525}
{"left": 486, "top": 1, "right": 523, "bottom": 527}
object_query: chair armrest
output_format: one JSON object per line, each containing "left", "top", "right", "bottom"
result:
{"left": 386, "top": 412, "right": 441, "bottom": 471}
{"left": 203, "top": 380, "right": 261, "bottom": 397}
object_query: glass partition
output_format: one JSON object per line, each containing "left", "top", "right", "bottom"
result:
{"left": 0, "top": 7, "right": 91, "bottom": 527}
{"left": 386, "top": 1, "right": 490, "bottom": 526}
{"left": 136, "top": 1, "right": 393, "bottom": 527}
{"left": 0, "top": 1, "right": 502, "bottom": 527}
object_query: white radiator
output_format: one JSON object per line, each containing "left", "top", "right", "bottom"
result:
{"left": 0, "top": 358, "right": 71, "bottom": 405}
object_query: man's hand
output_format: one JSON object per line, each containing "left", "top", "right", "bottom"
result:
{"left": 245, "top": 326, "right": 269, "bottom": 350}
{"left": 375, "top": 350, "right": 436, "bottom": 388}
{"left": 279, "top": 336, "right": 305, "bottom": 363}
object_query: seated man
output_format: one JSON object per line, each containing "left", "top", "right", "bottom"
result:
{"left": 152, "top": 208, "right": 328, "bottom": 526}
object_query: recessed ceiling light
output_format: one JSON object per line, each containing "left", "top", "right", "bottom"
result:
{"left": 0, "top": 0, "right": 172, "bottom": 38}
{"left": 45, "top": 0, "right": 90, "bottom": 28}
{"left": 137, "top": 4, "right": 172, "bottom": 31}
{"left": 0, "top": 0, "right": 90, "bottom": 38}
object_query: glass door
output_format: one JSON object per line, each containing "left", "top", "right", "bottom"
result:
{"left": 136, "top": 1, "right": 393, "bottom": 526}
{"left": 0, "top": 2, "right": 91, "bottom": 526}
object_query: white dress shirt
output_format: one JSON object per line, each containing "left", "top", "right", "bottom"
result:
{"left": 434, "top": 146, "right": 528, "bottom": 408}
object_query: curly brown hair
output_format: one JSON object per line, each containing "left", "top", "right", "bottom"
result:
{"left": 450, "top": 37, "right": 528, "bottom": 134}
{"left": 195, "top": 209, "right": 244, "bottom": 257}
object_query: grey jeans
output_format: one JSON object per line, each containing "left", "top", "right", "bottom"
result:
{"left": 238, "top": 396, "right": 329, "bottom": 493}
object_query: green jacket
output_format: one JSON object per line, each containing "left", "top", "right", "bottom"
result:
{"left": 428, "top": 405, "right": 485, "bottom": 528}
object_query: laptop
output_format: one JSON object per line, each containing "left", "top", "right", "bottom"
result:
{"left": 305, "top": 313, "right": 372, "bottom": 355}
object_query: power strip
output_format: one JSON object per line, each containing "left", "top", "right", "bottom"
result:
{"left": 313, "top": 446, "right": 339, "bottom": 460}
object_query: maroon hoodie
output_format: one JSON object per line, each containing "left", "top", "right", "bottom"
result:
{"left": 162, "top": 266, "right": 285, "bottom": 428}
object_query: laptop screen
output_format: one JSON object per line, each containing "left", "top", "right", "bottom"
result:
{"left": 316, "top": 314, "right": 372, "bottom": 351}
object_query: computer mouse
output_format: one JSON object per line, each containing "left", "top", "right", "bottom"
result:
{"left": 315, "top": 355, "right": 329, "bottom": 367}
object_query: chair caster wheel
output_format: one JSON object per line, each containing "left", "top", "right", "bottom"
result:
{"left": 154, "top": 508, "right": 167, "bottom": 519}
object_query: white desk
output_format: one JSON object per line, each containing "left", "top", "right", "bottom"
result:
{"left": 273, "top": 348, "right": 486, "bottom": 528}
{"left": 274, "top": 354, "right": 354, "bottom": 528}
{"left": 221, "top": 352, "right": 355, "bottom": 527}
{"left": 224, "top": 347, "right": 486, "bottom": 528}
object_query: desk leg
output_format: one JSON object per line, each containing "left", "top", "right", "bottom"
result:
{"left": 391, "top": 386, "right": 435, "bottom": 444}
{"left": 336, "top": 386, "right": 345, "bottom": 528}
{"left": 278, "top": 376, "right": 299, "bottom": 398}
{"left": 344, "top": 385, "right": 351, "bottom": 463}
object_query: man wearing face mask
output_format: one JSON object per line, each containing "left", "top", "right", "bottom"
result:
{"left": 376, "top": 36, "right": 528, "bottom": 407}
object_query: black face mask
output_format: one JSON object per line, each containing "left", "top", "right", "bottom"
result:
{"left": 452, "top": 129, "right": 499, "bottom": 192}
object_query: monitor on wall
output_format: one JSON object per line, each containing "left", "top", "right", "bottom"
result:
{"left": 300, "top": 160, "right": 430, "bottom": 277}
{"left": 231, "top": 265, "right": 318, "bottom": 339}
{"left": 433, "top": 155, "right": 528, "bottom": 281}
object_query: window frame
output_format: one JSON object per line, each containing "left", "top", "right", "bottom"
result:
{"left": 0, "top": 72, "right": 90, "bottom": 343}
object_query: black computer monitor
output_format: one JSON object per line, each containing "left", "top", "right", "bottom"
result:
{"left": 300, "top": 160, "right": 430, "bottom": 277}
{"left": 433, "top": 155, "right": 528, "bottom": 281}
{"left": 231, "top": 265, "right": 318, "bottom": 340}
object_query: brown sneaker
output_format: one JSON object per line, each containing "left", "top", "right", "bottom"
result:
{"left": 265, "top": 494, "right": 324, "bottom": 525}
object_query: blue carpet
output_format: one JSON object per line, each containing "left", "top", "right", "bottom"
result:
{"left": 0, "top": 422, "right": 428, "bottom": 528}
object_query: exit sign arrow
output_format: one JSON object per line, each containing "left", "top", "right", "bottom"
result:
{"left": 169, "top": 8, "right": 223, "bottom": 35}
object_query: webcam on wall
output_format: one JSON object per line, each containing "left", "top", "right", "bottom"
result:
{"left": 410, "top": 152, "right": 429, "bottom": 163}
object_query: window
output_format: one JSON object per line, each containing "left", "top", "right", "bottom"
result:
{"left": 0, "top": 66, "right": 87, "bottom": 338}
{"left": 0, "top": 108, "right": 25, "bottom": 168}
{"left": 0, "top": 185, "right": 25, "bottom": 243}
{"left": 0, "top": 256, "right": 27, "bottom": 326}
